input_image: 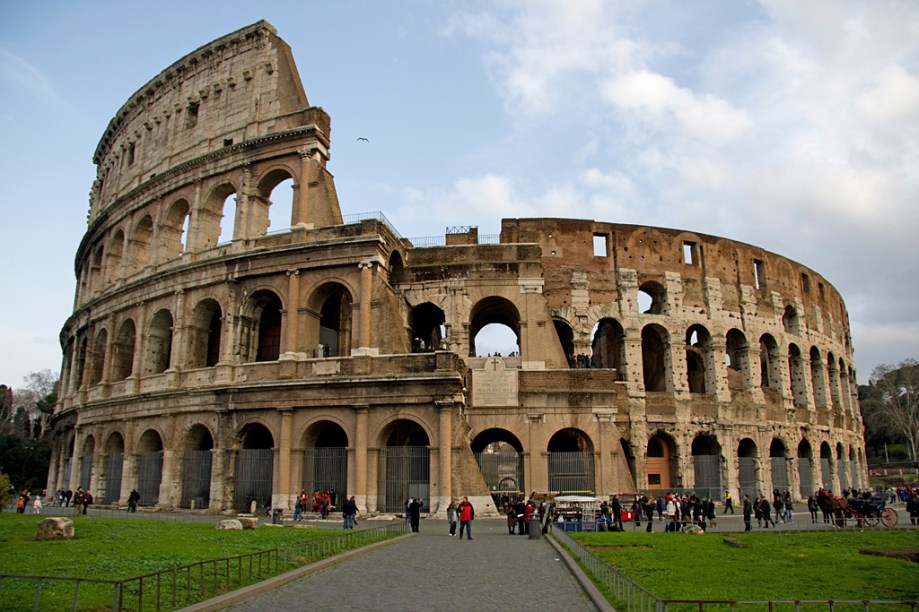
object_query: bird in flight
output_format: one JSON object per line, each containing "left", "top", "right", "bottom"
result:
{"left": 357, "top": 137, "right": 369, "bottom": 142}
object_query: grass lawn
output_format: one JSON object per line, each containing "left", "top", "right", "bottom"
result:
{"left": 0, "top": 513, "right": 397, "bottom": 610}
{"left": 572, "top": 529, "right": 919, "bottom": 604}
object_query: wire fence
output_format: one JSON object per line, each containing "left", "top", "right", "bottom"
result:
{"left": 550, "top": 528, "right": 919, "bottom": 612}
{"left": 0, "top": 522, "right": 406, "bottom": 611}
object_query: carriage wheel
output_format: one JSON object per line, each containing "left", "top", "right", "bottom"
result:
{"left": 881, "top": 508, "right": 898, "bottom": 528}
{"left": 863, "top": 514, "right": 880, "bottom": 527}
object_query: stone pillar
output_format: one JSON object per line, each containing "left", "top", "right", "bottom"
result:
{"left": 353, "top": 405, "right": 369, "bottom": 511}
{"left": 357, "top": 260, "right": 373, "bottom": 351}
{"left": 526, "top": 412, "right": 545, "bottom": 493}
{"left": 294, "top": 150, "right": 313, "bottom": 226}
{"left": 277, "top": 409, "right": 293, "bottom": 509}
{"left": 594, "top": 408, "right": 615, "bottom": 497}
{"left": 69, "top": 428, "right": 83, "bottom": 493}
{"left": 284, "top": 270, "right": 300, "bottom": 356}
{"left": 437, "top": 400, "right": 453, "bottom": 510}
{"left": 157, "top": 449, "right": 178, "bottom": 508}
{"left": 171, "top": 290, "right": 187, "bottom": 371}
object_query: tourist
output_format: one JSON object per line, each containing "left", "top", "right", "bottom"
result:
{"left": 523, "top": 498, "right": 535, "bottom": 535}
{"left": 407, "top": 497, "right": 423, "bottom": 532}
{"left": 723, "top": 490, "right": 734, "bottom": 514}
{"left": 72, "top": 488, "right": 84, "bottom": 514}
{"left": 782, "top": 490, "right": 794, "bottom": 524}
{"left": 643, "top": 496, "right": 655, "bottom": 532}
{"left": 760, "top": 496, "right": 774, "bottom": 528}
{"left": 457, "top": 496, "right": 474, "bottom": 540}
{"left": 128, "top": 489, "right": 140, "bottom": 512}
{"left": 742, "top": 495, "right": 752, "bottom": 531}
{"left": 807, "top": 494, "right": 818, "bottom": 523}
{"left": 515, "top": 498, "right": 526, "bottom": 535}
{"left": 504, "top": 500, "right": 516, "bottom": 534}
{"left": 81, "top": 490, "right": 93, "bottom": 515}
{"left": 446, "top": 499, "right": 457, "bottom": 536}
{"left": 772, "top": 492, "right": 784, "bottom": 523}
{"left": 32, "top": 496, "right": 42, "bottom": 514}
{"left": 665, "top": 495, "right": 678, "bottom": 532}
{"left": 342, "top": 496, "right": 358, "bottom": 529}
{"left": 65, "top": 488, "right": 72, "bottom": 507}
{"left": 611, "top": 495, "right": 623, "bottom": 531}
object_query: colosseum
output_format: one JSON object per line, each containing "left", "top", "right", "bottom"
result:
{"left": 48, "top": 21, "right": 866, "bottom": 516}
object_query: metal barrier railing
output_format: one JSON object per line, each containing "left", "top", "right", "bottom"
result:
{"left": 550, "top": 528, "right": 919, "bottom": 612}
{"left": 0, "top": 522, "right": 406, "bottom": 611}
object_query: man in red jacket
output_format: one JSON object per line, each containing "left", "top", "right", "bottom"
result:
{"left": 457, "top": 496, "right": 475, "bottom": 540}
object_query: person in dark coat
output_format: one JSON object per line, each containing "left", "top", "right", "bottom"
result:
{"left": 760, "top": 496, "right": 775, "bottom": 528}
{"left": 407, "top": 497, "right": 423, "bottom": 532}
{"left": 742, "top": 495, "right": 753, "bottom": 531}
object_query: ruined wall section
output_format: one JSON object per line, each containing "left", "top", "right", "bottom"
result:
{"left": 89, "top": 21, "right": 314, "bottom": 224}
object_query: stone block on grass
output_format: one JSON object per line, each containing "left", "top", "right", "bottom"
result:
{"left": 36, "top": 517, "right": 74, "bottom": 540}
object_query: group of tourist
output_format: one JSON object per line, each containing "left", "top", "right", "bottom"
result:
{"left": 293, "top": 489, "right": 336, "bottom": 521}
{"left": 445, "top": 496, "right": 476, "bottom": 539}
{"left": 498, "top": 495, "right": 545, "bottom": 536}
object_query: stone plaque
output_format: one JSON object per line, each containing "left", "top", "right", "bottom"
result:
{"left": 472, "top": 357, "right": 518, "bottom": 406}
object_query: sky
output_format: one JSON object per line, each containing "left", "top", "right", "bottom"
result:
{"left": 1, "top": 0, "right": 917, "bottom": 390}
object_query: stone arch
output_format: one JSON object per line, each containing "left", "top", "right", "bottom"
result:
{"left": 74, "top": 336, "right": 88, "bottom": 391}
{"left": 591, "top": 318, "right": 626, "bottom": 375}
{"left": 685, "top": 324, "right": 714, "bottom": 394}
{"left": 159, "top": 197, "right": 190, "bottom": 262}
{"left": 198, "top": 182, "right": 237, "bottom": 250}
{"left": 180, "top": 423, "right": 214, "bottom": 509}
{"left": 836, "top": 442, "right": 849, "bottom": 491}
{"left": 188, "top": 298, "right": 223, "bottom": 368}
{"left": 471, "top": 429, "right": 525, "bottom": 499}
{"left": 759, "top": 333, "right": 781, "bottom": 390}
{"left": 826, "top": 352, "right": 841, "bottom": 408}
{"left": 782, "top": 305, "right": 799, "bottom": 334}
{"left": 255, "top": 167, "right": 297, "bottom": 236}
{"left": 769, "top": 438, "right": 790, "bottom": 494}
{"left": 105, "top": 230, "right": 125, "bottom": 284}
{"left": 88, "top": 327, "right": 108, "bottom": 386}
{"left": 146, "top": 308, "right": 173, "bottom": 375}
{"left": 797, "top": 439, "right": 814, "bottom": 497}
{"left": 547, "top": 428, "right": 595, "bottom": 494}
{"left": 819, "top": 441, "right": 833, "bottom": 490}
{"left": 137, "top": 428, "right": 164, "bottom": 506}
{"left": 89, "top": 245, "right": 104, "bottom": 296}
{"left": 301, "top": 420, "right": 349, "bottom": 502}
{"left": 240, "top": 290, "right": 283, "bottom": 362}
{"left": 78, "top": 434, "right": 95, "bottom": 491}
{"left": 129, "top": 215, "right": 154, "bottom": 274}
{"left": 637, "top": 279, "right": 666, "bottom": 314}
{"left": 469, "top": 296, "right": 521, "bottom": 358}
{"left": 111, "top": 319, "right": 136, "bottom": 380}
{"left": 234, "top": 422, "right": 275, "bottom": 511}
{"left": 645, "top": 432, "right": 677, "bottom": 491}
{"left": 809, "top": 346, "right": 827, "bottom": 408}
{"left": 725, "top": 328, "right": 749, "bottom": 390}
{"left": 788, "top": 343, "right": 808, "bottom": 407}
{"left": 641, "top": 323, "right": 670, "bottom": 392}
{"left": 388, "top": 251, "right": 405, "bottom": 285}
{"left": 554, "top": 318, "right": 575, "bottom": 367}
{"left": 102, "top": 432, "right": 125, "bottom": 504}
{"left": 737, "top": 438, "right": 758, "bottom": 499}
{"left": 409, "top": 302, "right": 445, "bottom": 352}
{"left": 307, "top": 282, "right": 354, "bottom": 358}
{"left": 691, "top": 433, "right": 722, "bottom": 499}
{"left": 379, "top": 419, "right": 431, "bottom": 512}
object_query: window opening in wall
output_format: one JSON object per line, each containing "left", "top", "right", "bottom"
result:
{"left": 637, "top": 290, "right": 653, "bottom": 313}
{"left": 753, "top": 259, "right": 766, "bottom": 290}
{"left": 637, "top": 281, "right": 665, "bottom": 315}
{"left": 268, "top": 177, "right": 294, "bottom": 233}
{"left": 593, "top": 234, "right": 608, "bottom": 257}
{"left": 801, "top": 273, "right": 810, "bottom": 293}
{"left": 683, "top": 241, "right": 698, "bottom": 265}
{"left": 474, "top": 323, "right": 518, "bottom": 357}
{"left": 818, "top": 282, "right": 825, "bottom": 300}
{"left": 180, "top": 213, "right": 190, "bottom": 253}
{"left": 127, "top": 143, "right": 135, "bottom": 166}
{"left": 186, "top": 102, "right": 199, "bottom": 129}
{"left": 223, "top": 138, "right": 233, "bottom": 147}
{"left": 217, "top": 194, "right": 237, "bottom": 245}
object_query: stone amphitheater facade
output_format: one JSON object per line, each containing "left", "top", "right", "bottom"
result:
{"left": 48, "top": 21, "right": 865, "bottom": 516}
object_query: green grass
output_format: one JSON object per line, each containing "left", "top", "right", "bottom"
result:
{"left": 572, "top": 529, "right": 919, "bottom": 604}
{"left": 0, "top": 513, "right": 398, "bottom": 610}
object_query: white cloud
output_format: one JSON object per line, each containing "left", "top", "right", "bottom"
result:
{"left": 0, "top": 48, "right": 69, "bottom": 108}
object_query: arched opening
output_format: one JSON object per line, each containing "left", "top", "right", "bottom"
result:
{"left": 797, "top": 439, "right": 814, "bottom": 497}
{"left": 725, "top": 329, "right": 748, "bottom": 390}
{"left": 409, "top": 302, "right": 446, "bottom": 352}
{"left": 691, "top": 434, "right": 722, "bottom": 499}
{"left": 836, "top": 442, "right": 848, "bottom": 491}
{"left": 469, "top": 297, "right": 520, "bottom": 357}
{"left": 160, "top": 198, "right": 190, "bottom": 261}
{"left": 547, "top": 428, "right": 595, "bottom": 495}
{"left": 759, "top": 334, "right": 781, "bottom": 390}
{"left": 769, "top": 439, "right": 789, "bottom": 495}
{"left": 380, "top": 420, "right": 430, "bottom": 513}
{"left": 199, "top": 183, "right": 236, "bottom": 248}
{"left": 819, "top": 441, "right": 833, "bottom": 490}
{"left": 267, "top": 177, "right": 294, "bottom": 233}
{"left": 78, "top": 435, "right": 95, "bottom": 491}
{"left": 591, "top": 318, "right": 626, "bottom": 374}
{"left": 189, "top": 299, "right": 223, "bottom": 368}
{"left": 137, "top": 429, "right": 164, "bottom": 506}
{"left": 234, "top": 423, "right": 275, "bottom": 511}
{"left": 181, "top": 425, "right": 214, "bottom": 509}
{"left": 641, "top": 324, "right": 669, "bottom": 392}
{"left": 826, "top": 354, "right": 840, "bottom": 408}
{"left": 311, "top": 285, "right": 354, "bottom": 358}
{"left": 685, "top": 324, "right": 713, "bottom": 393}
{"left": 788, "top": 343, "right": 807, "bottom": 407}
{"left": 302, "top": 421, "right": 349, "bottom": 504}
{"left": 645, "top": 433, "right": 676, "bottom": 491}
{"left": 737, "top": 438, "right": 758, "bottom": 499}
{"left": 129, "top": 215, "right": 153, "bottom": 274}
{"left": 553, "top": 319, "right": 576, "bottom": 367}
{"left": 638, "top": 280, "right": 666, "bottom": 314}
{"left": 388, "top": 251, "right": 405, "bottom": 285}
{"left": 89, "top": 246, "right": 104, "bottom": 296}
{"left": 240, "top": 291, "right": 282, "bottom": 362}
{"left": 74, "top": 337, "right": 88, "bottom": 391}
{"left": 88, "top": 328, "right": 107, "bottom": 386}
{"left": 472, "top": 429, "right": 525, "bottom": 502}
{"left": 112, "top": 319, "right": 136, "bottom": 380}
{"left": 810, "top": 346, "right": 827, "bottom": 408}
{"left": 253, "top": 169, "right": 295, "bottom": 236}
{"left": 146, "top": 309, "right": 173, "bottom": 375}
{"left": 105, "top": 231, "right": 124, "bottom": 285}
{"left": 102, "top": 433, "right": 124, "bottom": 504}
{"left": 782, "top": 305, "right": 799, "bottom": 334}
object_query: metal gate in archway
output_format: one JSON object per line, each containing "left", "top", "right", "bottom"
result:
{"left": 181, "top": 450, "right": 212, "bottom": 509}
{"left": 474, "top": 451, "right": 524, "bottom": 498}
{"left": 103, "top": 452, "right": 123, "bottom": 504}
{"left": 820, "top": 458, "right": 832, "bottom": 489}
{"left": 234, "top": 449, "right": 273, "bottom": 511}
{"left": 798, "top": 458, "right": 813, "bottom": 498}
{"left": 302, "top": 447, "right": 347, "bottom": 500}
{"left": 79, "top": 454, "right": 93, "bottom": 491}
{"left": 693, "top": 455, "right": 722, "bottom": 500}
{"left": 837, "top": 459, "right": 849, "bottom": 491}
{"left": 548, "top": 452, "right": 595, "bottom": 494}
{"left": 380, "top": 446, "right": 429, "bottom": 513}
{"left": 137, "top": 450, "right": 163, "bottom": 506}
{"left": 771, "top": 456, "right": 788, "bottom": 494}
{"left": 738, "top": 456, "right": 757, "bottom": 499}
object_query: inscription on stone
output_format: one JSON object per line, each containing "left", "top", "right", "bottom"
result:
{"left": 473, "top": 357, "right": 518, "bottom": 406}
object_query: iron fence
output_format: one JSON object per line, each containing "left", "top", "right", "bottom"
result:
{"left": 551, "top": 527, "right": 919, "bottom": 612}
{"left": 0, "top": 522, "right": 406, "bottom": 611}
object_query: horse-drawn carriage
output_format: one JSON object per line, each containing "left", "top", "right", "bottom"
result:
{"left": 817, "top": 491, "right": 898, "bottom": 528}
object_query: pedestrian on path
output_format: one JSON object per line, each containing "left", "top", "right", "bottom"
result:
{"left": 447, "top": 500, "right": 457, "bottom": 536}
{"left": 742, "top": 495, "right": 752, "bottom": 531}
{"left": 408, "top": 497, "right": 423, "bottom": 533}
{"left": 457, "top": 496, "right": 474, "bottom": 540}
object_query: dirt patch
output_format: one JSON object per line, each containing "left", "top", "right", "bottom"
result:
{"left": 859, "top": 548, "right": 919, "bottom": 563}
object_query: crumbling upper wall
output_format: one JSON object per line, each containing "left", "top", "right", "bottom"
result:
{"left": 88, "top": 20, "right": 320, "bottom": 224}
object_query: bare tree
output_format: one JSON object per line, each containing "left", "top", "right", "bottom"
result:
{"left": 12, "top": 370, "right": 58, "bottom": 440}
{"left": 866, "top": 359, "right": 919, "bottom": 461}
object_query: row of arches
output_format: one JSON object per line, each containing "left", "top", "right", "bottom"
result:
{"left": 77, "top": 170, "right": 296, "bottom": 306}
